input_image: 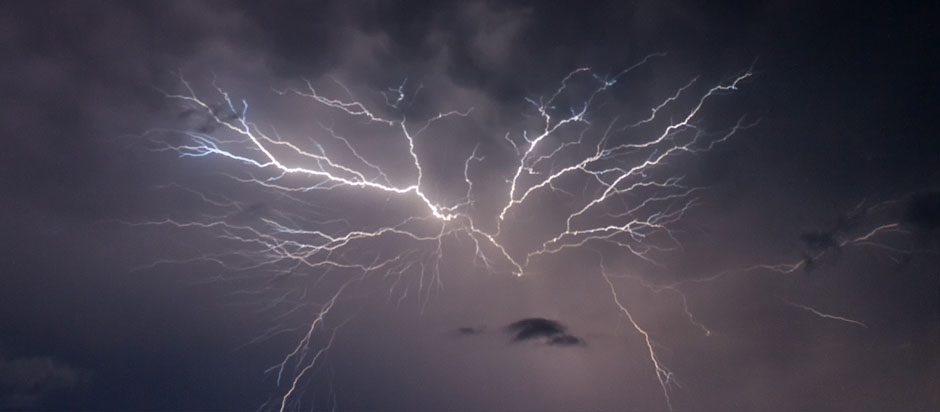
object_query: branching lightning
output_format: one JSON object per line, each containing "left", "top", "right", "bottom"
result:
{"left": 129, "top": 54, "right": 933, "bottom": 411}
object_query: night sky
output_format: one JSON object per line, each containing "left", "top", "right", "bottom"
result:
{"left": 2, "top": 1, "right": 939, "bottom": 411}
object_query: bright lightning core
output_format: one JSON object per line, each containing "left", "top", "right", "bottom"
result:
{"left": 130, "top": 54, "right": 883, "bottom": 411}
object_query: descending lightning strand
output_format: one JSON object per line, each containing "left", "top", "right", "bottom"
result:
{"left": 781, "top": 298, "right": 868, "bottom": 328}
{"left": 129, "top": 54, "right": 929, "bottom": 411}
{"left": 599, "top": 254, "right": 677, "bottom": 411}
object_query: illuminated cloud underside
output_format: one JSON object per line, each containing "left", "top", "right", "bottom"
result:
{"left": 132, "top": 54, "right": 926, "bottom": 412}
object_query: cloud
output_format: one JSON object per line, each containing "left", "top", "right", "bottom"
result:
{"left": 799, "top": 202, "right": 870, "bottom": 255}
{"left": 0, "top": 354, "right": 91, "bottom": 408}
{"left": 506, "top": 318, "right": 565, "bottom": 341}
{"left": 454, "top": 326, "right": 485, "bottom": 336}
{"left": 504, "top": 318, "right": 585, "bottom": 346}
{"left": 547, "top": 334, "right": 585, "bottom": 346}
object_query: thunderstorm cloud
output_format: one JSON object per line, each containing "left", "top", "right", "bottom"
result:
{"left": 1, "top": 1, "right": 938, "bottom": 412}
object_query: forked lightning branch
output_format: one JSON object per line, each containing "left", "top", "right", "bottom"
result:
{"left": 130, "top": 54, "right": 914, "bottom": 411}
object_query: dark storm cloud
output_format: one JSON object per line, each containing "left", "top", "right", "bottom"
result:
{"left": 224, "top": 0, "right": 711, "bottom": 101}
{"left": 798, "top": 205, "right": 867, "bottom": 256}
{"left": 0, "top": 353, "right": 90, "bottom": 408}
{"left": 0, "top": 1, "right": 254, "bottom": 219}
{"left": 506, "top": 318, "right": 564, "bottom": 341}
{"left": 2, "top": 1, "right": 939, "bottom": 411}
{"left": 798, "top": 194, "right": 940, "bottom": 267}
{"left": 505, "top": 318, "right": 585, "bottom": 346}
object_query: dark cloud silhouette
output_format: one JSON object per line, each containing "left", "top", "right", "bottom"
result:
{"left": 505, "top": 318, "right": 585, "bottom": 346}
{"left": 799, "top": 203, "right": 870, "bottom": 255}
{"left": 455, "top": 326, "right": 484, "bottom": 336}
{"left": 548, "top": 334, "right": 585, "bottom": 347}
{"left": 506, "top": 318, "right": 565, "bottom": 341}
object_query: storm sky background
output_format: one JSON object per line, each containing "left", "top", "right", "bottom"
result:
{"left": 1, "top": 1, "right": 939, "bottom": 411}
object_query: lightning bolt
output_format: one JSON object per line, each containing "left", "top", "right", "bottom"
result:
{"left": 127, "top": 55, "right": 935, "bottom": 411}
{"left": 599, "top": 254, "right": 679, "bottom": 411}
{"left": 780, "top": 298, "right": 868, "bottom": 328}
